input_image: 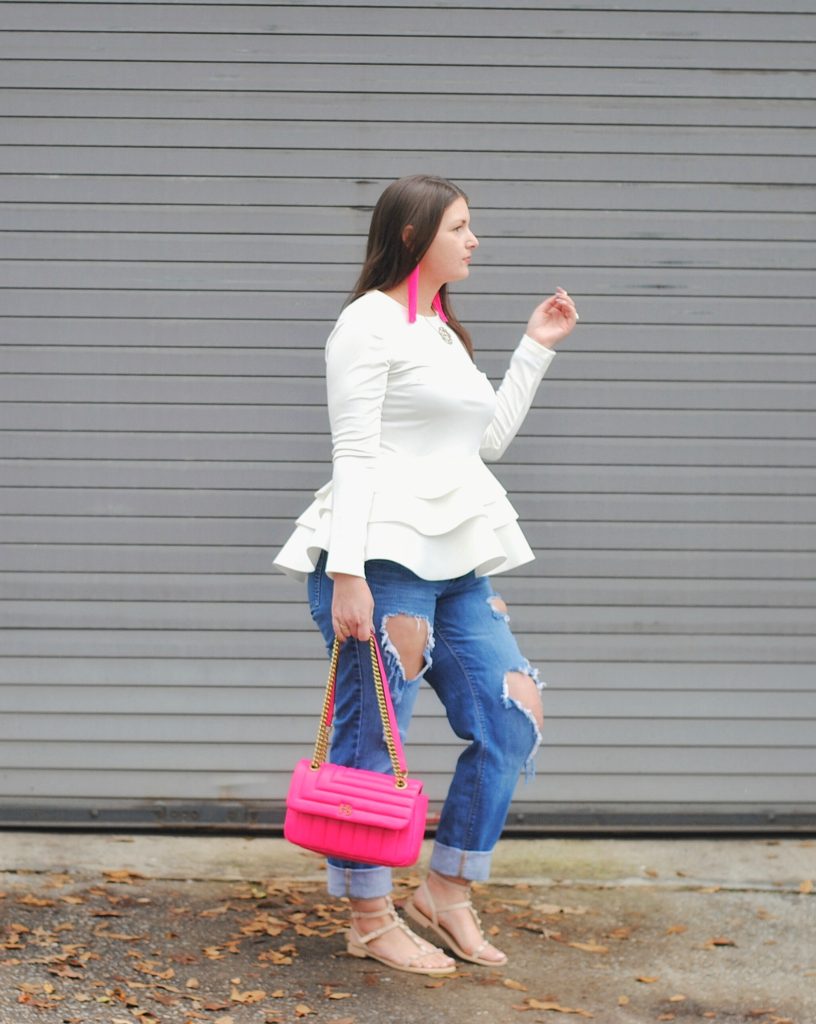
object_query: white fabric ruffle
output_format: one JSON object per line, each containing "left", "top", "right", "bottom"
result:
{"left": 273, "top": 453, "right": 534, "bottom": 582}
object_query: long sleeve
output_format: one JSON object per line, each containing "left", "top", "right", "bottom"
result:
{"left": 479, "top": 334, "right": 556, "bottom": 463}
{"left": 324, "top": 318, "right": 390, "bottom": 579}
{"left": 273, "top": 291, "right": 557, "bottom": 583}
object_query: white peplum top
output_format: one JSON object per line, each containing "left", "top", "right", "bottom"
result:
{"left": 273, "top": 290, "right": 557, "bottom": 582}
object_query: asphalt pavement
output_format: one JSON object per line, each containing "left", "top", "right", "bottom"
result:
{"left": 0, "top": 831, "right": 813, "bottom": 1024}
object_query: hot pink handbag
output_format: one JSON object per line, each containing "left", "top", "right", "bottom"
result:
{"left": 284, "top": 635, "right": 428, "bottom": 867}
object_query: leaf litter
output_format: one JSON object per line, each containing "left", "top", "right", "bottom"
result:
{"left": 0, "top": 866, "right": 806, "bottom": 1023}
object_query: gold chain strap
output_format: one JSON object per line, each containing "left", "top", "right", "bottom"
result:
{"left": 310, "top": 637, "right": 340, "bottom": 768}
{"left": 310, "top": 637, "right": 408, "bottom": 790}
{"left": 369, "top": 638, "right": 408, "bottom": 789}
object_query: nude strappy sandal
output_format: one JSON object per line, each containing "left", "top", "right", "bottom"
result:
{"left": 346, "top": 895, "right": 456, "bottom": 976}
{"left": 405, "top": 876, "right": 508, "bottom": 967}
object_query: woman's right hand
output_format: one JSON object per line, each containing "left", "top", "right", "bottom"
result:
{"left": 331, "top": 574, "right": 375, "bottom": 642}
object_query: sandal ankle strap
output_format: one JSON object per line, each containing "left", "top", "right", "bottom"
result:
{"left": 350, "top": 895, "right": 397, "bottom": 920}
{"left": 418, "top": 877, "right": 492, "bottom": 956}
{"left": 421, "top": 878, "right": 476, "bottom": 918}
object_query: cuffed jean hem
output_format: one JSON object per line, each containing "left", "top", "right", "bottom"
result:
{"left": 429, "top": 840, "right": 493, "bottom": 882}
{"left": 326, "top": 863, "right": 393, "bottom": 899}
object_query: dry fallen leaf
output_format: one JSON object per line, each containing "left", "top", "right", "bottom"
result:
{"left": 665, "top": 924, "right": 687, "bottom": 935}
{"left": 669, "top": 994, "right": 687, "bottom": 1002}
{"left": 568, "top": 941, "right": 608, "bottom": 954}
{"left": 46, "top": 964, "right": 84, "bottom": 980}
{"left": 295, "top": 1005, "right": 315, "bottom": 1017}
{"left": 657, "top": 1015, "right": 675, "bottom": 1021}
{"left": 514, "top": 998, "right": 593, "bottom": 1016}
{"left": 520, "top": 921, "right": 560, "bottom": 939}
{"left": 103, "top": 870, "right": 147, "bottom": 884}
{"left": 133, "top": 960, "right": 174, "bottom": 980}
{"left": 152, "top": 992, "right": 181, "bottom": 1008}
{"left": 231, "top": 988, "right": 266, "bottom": 1004}
{"left": 18, "top": 894, "right": 56, "bottom": 907}
{"left": 504, "top": 978, "right": 529, "bottom": 991}
{"left": 533, "top": 902, "right": 588, "bottom": 916}
{"left": 703, "top": 936, "right": 736, "bottom": 949}
{"left": 636, "top": 975, "right": 659, "bottom": 983}
{"left": 199, "top": 903, "right": 233, "bottom": 917}
{"left": 257, "top": 947, "right": 294, "bottom": 965}
{"left": 617, "top": 995, "right": 630, "bottom": 1005}
{"left": 799, "top": 879, "right": 813, "bottom": 894}
{"left": 17, "top": 992, "right": 63, "bottom": 1010}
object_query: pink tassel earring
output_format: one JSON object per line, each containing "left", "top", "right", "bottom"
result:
{"left": 407, "top": 264, "right": 449, "bottom": 325}
{"left": 407, "top": 265, "right": 419, "bottom": 324}
{"left": 432, "top": 292, "right": 448, "bottom": 323}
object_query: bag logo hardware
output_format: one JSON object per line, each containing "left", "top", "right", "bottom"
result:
{"left": 338, "top": 803, "right": 353, "bottom": 817}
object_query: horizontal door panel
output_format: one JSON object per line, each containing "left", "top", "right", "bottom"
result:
{"left": 1, "top": 658, "right": 812, "bottom": 690}
{"left": 1, "top": 627, "right": 815, "bottom": 662}
{"left": 1, "top": 5, "right": 813, "bottom": 40}
{"left": 2, "top": 175, "right": 812, "bottom": 213}
{"left": 0, "top": 768, "right": 813, "bottom": 804}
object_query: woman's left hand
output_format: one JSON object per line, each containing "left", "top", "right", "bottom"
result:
{"left": 526, "top": 287, "right": 579, "bottom": 350}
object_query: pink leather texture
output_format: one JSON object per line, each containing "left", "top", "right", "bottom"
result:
{"left": 284, "top": 758, "right": 429, "bottom": 867}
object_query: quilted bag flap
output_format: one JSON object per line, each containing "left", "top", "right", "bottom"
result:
{"left": 286, "top": 759, "right": 424, "bottom": 830}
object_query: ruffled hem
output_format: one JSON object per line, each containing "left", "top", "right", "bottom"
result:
{"left": 273, "top": 457, "right": 536, "bottom": 582}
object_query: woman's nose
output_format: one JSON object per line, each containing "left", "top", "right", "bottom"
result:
{"left": 468, "top": 232, "right": 479, "bottom": 249}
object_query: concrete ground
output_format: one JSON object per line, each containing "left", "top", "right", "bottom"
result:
{"left": 0, "top": 832, "right": 813, "bottom": 1024}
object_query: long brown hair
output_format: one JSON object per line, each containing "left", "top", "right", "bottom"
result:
{"left": 347, "top": 174, "right": 474, "bottom": 358}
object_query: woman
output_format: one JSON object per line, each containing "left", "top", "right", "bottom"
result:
{"left": 274, "top": 174, "right": 578, "bottom": 975}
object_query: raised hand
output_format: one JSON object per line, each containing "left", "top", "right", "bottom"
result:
{"left": 525, "top": 287, "right": 579, "bottom": 350}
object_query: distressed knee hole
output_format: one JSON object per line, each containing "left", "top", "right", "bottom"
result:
{"left": 488, "top": 594, "right": 510, "bottom": 621}
{"left": 381, "top": 613, "right": 433, "bottom": 682}
{"left": 505, "top": 671, "right": 544, "bottom": 732}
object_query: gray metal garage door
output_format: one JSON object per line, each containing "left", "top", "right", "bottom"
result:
{"left": 0, "top": 1, "right": 814, "bottom": 830}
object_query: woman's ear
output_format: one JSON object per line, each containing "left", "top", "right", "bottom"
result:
{"left": 402, "top": 224, "right": 415, "bottom": 249}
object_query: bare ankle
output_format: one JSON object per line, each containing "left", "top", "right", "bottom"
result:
{"left": 351, "top": 895, "right": 388, "bottom": 909}
{"left": 429, "top": 870, "right": 469, "bottom": 889}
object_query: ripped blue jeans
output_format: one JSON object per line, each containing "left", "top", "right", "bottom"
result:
{"left": 307, "top": 550, "right": 545, "bottom": 899}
